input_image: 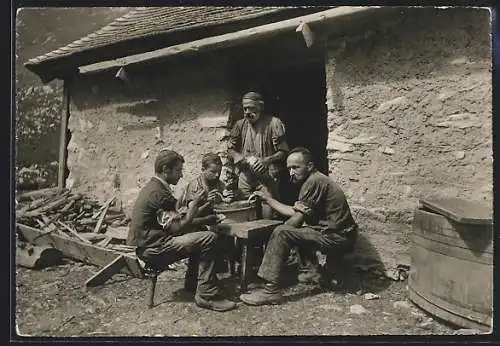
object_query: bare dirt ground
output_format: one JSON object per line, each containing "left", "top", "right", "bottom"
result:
{"left": 14, "top": 262, "right": 455, "bottom": 337}
{"left": 15, "top": 220, "right": 461, "bottom": 337}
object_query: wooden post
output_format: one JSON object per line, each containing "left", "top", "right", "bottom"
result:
{"left": 58, "top": 78, "right": 71, "bottom": 190}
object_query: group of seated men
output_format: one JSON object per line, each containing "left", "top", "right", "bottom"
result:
{"left": 126, "top": 92, "right": 359, "bottom": 312}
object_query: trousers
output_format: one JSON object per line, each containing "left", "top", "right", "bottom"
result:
{"left": 137, "top": 231, "right": 220, "bottom": 299}
{"left": 257, "top": 224, "right": 358, "bottom": 285}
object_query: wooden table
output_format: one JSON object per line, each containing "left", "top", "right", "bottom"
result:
{"left": 216, "top": 219, "right": 283, "bottom": 292}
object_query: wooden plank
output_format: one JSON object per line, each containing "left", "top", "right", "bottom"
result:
{"left": 85, "top": 255, "right": 127, "bottom": 287}
{"left": 217, "top": 219, "right": 283, "bottom": 239}
{"left": 17, "top": 223, "right": 144, "bottom": 278}
{"left": 58, "top": 78, "right": 71, "bottom": 189}
{"left": 419, "top": 198, "right": 492, "bottom": 225}
{"left": 103, "top": 226, "right": 129, "bottom": 241}
{"left": 57, "top": 221, "right": 92, "bottom": 244}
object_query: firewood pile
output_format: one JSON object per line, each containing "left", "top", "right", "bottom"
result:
{"left": 15, "top": 188, "right": 133, "bottom": 252}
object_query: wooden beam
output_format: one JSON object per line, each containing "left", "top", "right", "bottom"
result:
{"left": 79, "top": 7, "right": 381, "bottom": 75}
{"left": 57, "top": 78, "right": 71, "bottom": 190}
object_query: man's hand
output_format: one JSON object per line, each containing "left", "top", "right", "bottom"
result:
{"left": 261, "top": 156, "right": 273, "bottom": 166}
{"left": 246, "top": 156, "right": 267, "bottom": 175}
{"left": 251, "top": 190, "right": 271, "bottom": 202}
{"left": 222, "top": 190, "right": 235, "bottom": 203}
{"left": 191, "top": 190, "right": 207, "bottom": 207}
{"left": 207, "top": 189, "right": 223, "bottom": 204}
{"left": 201, "top": 214, "right": 219, "bottom": 225}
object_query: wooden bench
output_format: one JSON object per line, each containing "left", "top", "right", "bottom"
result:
{"left": 217, "top": 219, "right": 283, "bottom": 292}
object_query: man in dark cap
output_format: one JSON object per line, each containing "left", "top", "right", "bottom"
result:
{"left": 227, "top": 92, "right": 289, "bottom": 201}
{"left": 239, "top": 147, "right": 358, "bottom": 306}
{"left": 127, "top": 149, "right": 237, "bottom": 312}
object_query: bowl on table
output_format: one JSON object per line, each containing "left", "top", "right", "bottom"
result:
{"left": 213, "top": 200, "right": 258, "bottom": 223}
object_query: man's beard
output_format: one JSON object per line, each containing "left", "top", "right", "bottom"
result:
{"left": 245, "top": 114, "right": 259, "bottom": 123}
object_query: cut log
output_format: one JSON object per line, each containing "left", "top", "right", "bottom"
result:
{"left": 85, "top": 255, "right": 126, "bottom": 287}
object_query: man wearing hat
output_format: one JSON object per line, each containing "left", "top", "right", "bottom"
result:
{"left": 127, "top": 149, "right": 237, "bottom": 312}
{"left": 227, "top": 91, "right": 289, "bottom": 200}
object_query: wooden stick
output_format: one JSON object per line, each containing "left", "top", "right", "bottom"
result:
{"left": 92, "top": 197, "right": 116, "bottom": 220}
{"left": 57, "top": 221, "right": 92, "bottom": 244}
{"left": 97, "top": 236, "right": 113, "bottom": 248}
{"left": 60, "top": 200, "right": 75, "bottom": 213}
{"left": 93, "top": 201, "right": 113, "bottom": 233}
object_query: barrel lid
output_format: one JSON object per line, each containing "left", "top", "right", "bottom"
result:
{"left": 419, "top": 198, "right": 492, "bottom": 225}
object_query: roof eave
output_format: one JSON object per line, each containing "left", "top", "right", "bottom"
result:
{"left": 26, "top": 6, "right": 389, "bottom": 82}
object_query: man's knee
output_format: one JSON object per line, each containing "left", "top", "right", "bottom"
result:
{"left": 270, "top": 224, "right": 295, "bottom": 239}
{"left": 198, "top": 231, "right": 217, "bottom": 246}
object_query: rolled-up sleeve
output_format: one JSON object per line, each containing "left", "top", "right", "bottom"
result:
{"left": 293, "top": 176, "right": 324, "bottom": 219}
{"left": 271, "top": 118, "right": 289, "bottom": 153}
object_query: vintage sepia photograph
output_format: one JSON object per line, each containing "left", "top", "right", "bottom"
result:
{"left": 14, "top": 6, "right": 493, "bottom": 337}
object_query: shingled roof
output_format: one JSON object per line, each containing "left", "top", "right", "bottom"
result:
{"left": 25, "top": 6, "right": 325, "bottom": 82}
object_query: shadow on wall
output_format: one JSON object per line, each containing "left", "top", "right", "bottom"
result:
{"left": 71, "top": 52, "right": 231, "bottom": 115}
{"left": 332, "top": 7, "right": 491, "bottom": 86}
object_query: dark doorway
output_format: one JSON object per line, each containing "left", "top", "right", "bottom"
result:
{"left": 234, "top": 59, "right": 329, "bottom": 204}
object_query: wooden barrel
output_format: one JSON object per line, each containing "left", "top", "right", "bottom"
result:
{"left": 408, "top": 198, "right": 493, "bottom": 331}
